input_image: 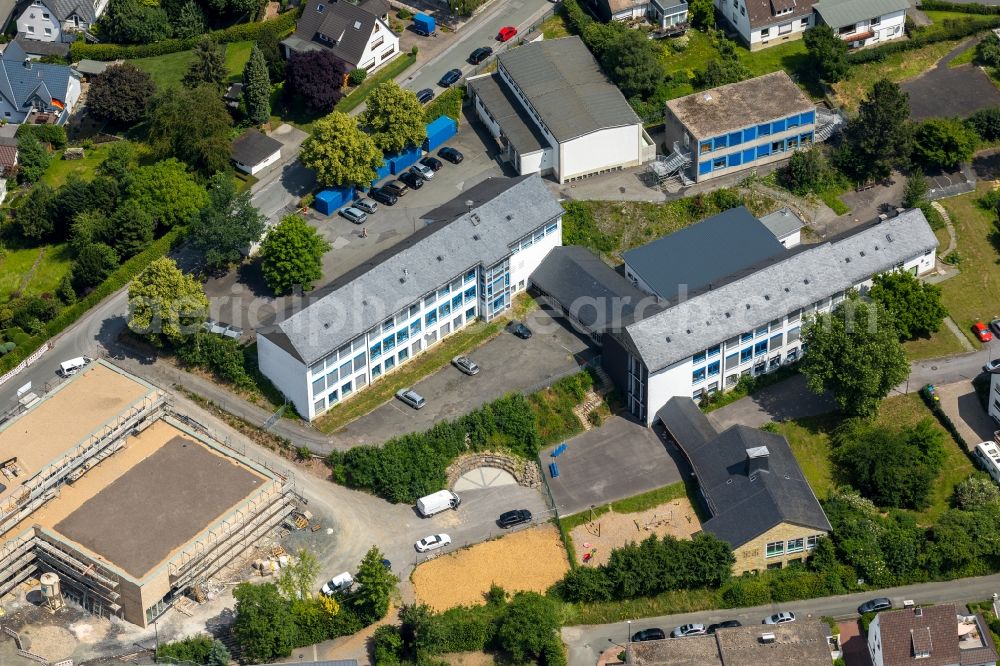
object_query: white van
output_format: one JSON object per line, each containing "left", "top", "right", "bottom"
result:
{"left": 416, "top": 490, "right": 461, "bottom": 517}
{"left": 57, "top": 357, "right": 91, "bottom": 377}
{"left": 321, "top": 571, "right": 354, "bottom": 596}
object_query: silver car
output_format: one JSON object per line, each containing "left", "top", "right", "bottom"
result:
{"left": 396, "top": 388, "right": 426, "bottom": 409}
{"left": 354, "top": 198, "right": 378, "bottom": 214}
{"left": 451, "top": 355, "right": 480, "bottom": 376}
{"left": 411, "top": 162, "right": 434, "bottom": 180}
{"left": 340, "top": 206, "right": 367, "bottom": 224}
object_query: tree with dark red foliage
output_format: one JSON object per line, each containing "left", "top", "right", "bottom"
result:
{"left": 285, "top": 50, "right": 347, "bottom": 114}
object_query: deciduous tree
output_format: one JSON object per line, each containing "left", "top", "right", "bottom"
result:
{"left": 599, "top": 30, "right": 662, "bottom": 99}
{"left": 128, "top": 257, "right": 208, "bottom": 344}
{"left": 98, "top": 140, "right": 136, "bottom": 180}
{"left": 955, "top": 475, "right": 1000, "bottom": 510}
{"left": 967, "top": 107, "right": 1000, "bottom": 142}
{"left": 912, "top": 117, "right": 979, "bottom": 169}
{"left": 868, "top": 270, "right": 947, "bottom": 340}
{"left": 190, "top": 172, "right": 266, "bottom": 271}
{"left": 87, "top": 63, "right": 156, "bottom": 125}
{"left": 16, "top": 132, "right": 51, "bottom": 185}
{"left": 902, "top": 172, "right": 930, "bottom": 208}
{"left": 15, "top": 183, "right": 55, "bottom": 241}
{"left": 837, "top": 79, "right": 912, "bottom": 183}
{"left": 127, "top": 158, "right": 208, "bottom": 229}
{"left": 801, "top": 298, "right": 910, "bottom": 417}
{"left": 300, "top": 112, "right": 382, "bottom": 187}
{"left": 259, "top": 214, "right": 330, "bottom": 295}
{"left": 147, "top": 85, "right": 233, "bottom": 177}
{"left": 242, "top": 44, "right": 271, "bottom": 125}
{"left": 183, "top": 37, "right": 227, "bottom": 90}
{"left": 277, "top": 549, "right": 320, "bottom": 601}
{"left": 359, "top": 81, "right": 426, "bottom": 154}
{"left": 353, "top": 546, "right": 397, "bottom": 622}
{"left": 495, "top": 592, "right": 560, "bottom": 665}
{"left": 687, "top": 0, "right": 714, "bottom": 29}
{"left": 232, "top": 582, "right": 296, "bottom": 663}
{"left": 99, "top": 0, "right": 171, "bottom": 43}
{"left": 804, "top": 24, "right": 850, "bottom": 83}
{"left": 285, "top": 50, "right": 347, "bottom": 113}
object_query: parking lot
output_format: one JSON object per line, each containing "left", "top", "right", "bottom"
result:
{"left": 540, "top": 416, "right": 689, "bottom": 518}
{"left": 903, "top": 42, "right": 1000, "bottom": 121}
{"left": 332, "top": 305, "right": 596, "bottom": 447}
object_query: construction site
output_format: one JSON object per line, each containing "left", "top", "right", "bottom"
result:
{"left": 0, "top": 360, "right": 297, "bottom": 629}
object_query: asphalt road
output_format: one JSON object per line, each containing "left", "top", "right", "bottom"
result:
{"left": 563, "top": 572, "right": 1000, "bottom": 666}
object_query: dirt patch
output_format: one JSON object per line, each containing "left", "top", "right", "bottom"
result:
{"left": 440, "top": 651, "right": 498, "bottom": 666}
{"left": 412, "top": 525, "right": 569, "bottom": 611}
{"left": 19, "top": 624, "right": 76, "bottom": 661}
{"left": 569, "top": 498, "right": 702, "bottom": 567}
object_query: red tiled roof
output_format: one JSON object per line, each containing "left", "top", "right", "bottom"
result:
{"left": 0, "top": 144, "right": 17, "bottom": 173}
{"left": 876, "top": 605, "right": 960, "bottom": 666}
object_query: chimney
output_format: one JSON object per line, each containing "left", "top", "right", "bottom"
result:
{"left": 23, "top": 58, "right": 30, "bottom": 69}
{"left": 746, "top": 446, "right": 770, "bottom": 477}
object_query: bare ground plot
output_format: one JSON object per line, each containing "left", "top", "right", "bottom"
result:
{"left": 569, "top": 498, "right": 702, "bottom": 567}
{"left": 903, "top": 64, "right": 1000, "bottom": 121}
{"left": 412, "top": 525, "right": 569, "bottom": 611}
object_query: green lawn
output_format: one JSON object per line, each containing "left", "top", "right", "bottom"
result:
{"left": 0, "top": 243, "right": 73, "bottom": 304}
{"left": 923, "top": 10, "right": 1000, "bottom": 37}
{"left": 903, "top": 329, "right": 970, "bottom": 360}
{"left": 224, "top": 41, "right": 253, "bottom": 82}
{"left": 40, "top": 144, "right": 114, "bottom": 188}
{"left": 738, "top": 39, "right": 810, "bottom": 80}
{"left": 128, "top": 41, "right": 254, "bottom": 89}
{"left": 769, "top": 415, "right": 838, "bottom": 500}
{"left": 540, "top": 12, "right": 572, "bottom": 39}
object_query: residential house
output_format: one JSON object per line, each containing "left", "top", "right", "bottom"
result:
{"left": 231, "top": 129, "right": 283, "bottom": 176}
{"left": 0, "top": 40, "right": 80, "bottom": 124}
{"left": 467, "top": 36, "right": 656, "bottom": 184}
{"left": 713, "top": 0, "right": 817, "bottom": 50}
{"left": 868, "top": 604, "right": 998, "bottom": 666}
{"left": 280, "top": 0, "right": 400, "bottom": 74}
{"left": 16, "top": 0, "right": 107, "bottom": 45}
{"left": 658, "top": 397, "right": 831, "bottom": 573}
{"left": 591, "top": 0, "right": 688, "bottom": 30}
{"left": 628, "top": 620, "right": 839, "bottom": 665}
{"left": 256, "top": 176, "right": 563, "bottom": 421}
{"left": 662, "top": 71, "right": 841, "bottom": 184}
{"left": 814, "top": 0, "right": 908, "bottom": 48}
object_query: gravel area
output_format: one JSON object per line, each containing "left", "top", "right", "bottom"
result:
{"left": 569, "top": 498, "right": 702, "bottom": 567}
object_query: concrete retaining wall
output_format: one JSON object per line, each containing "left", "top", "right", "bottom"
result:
{"left": 446, "top": 452, "right": 542, "bottom": 489}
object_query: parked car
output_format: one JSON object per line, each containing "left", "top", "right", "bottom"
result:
{"left": 339, "top": 206, "right": 367, "bottom": 224}
{"left": 354, "top": 198, "right": 378, "bottom": 214}
{"left": 396, "top": 388, "right": 426, "bottom": 409}
{"left": 438, "top": 68, "right": 462, "bottom": 87}
{"left": 382, "top": 558, "right": 392, "bottom": 571}
{"left": 399, "top": 171, "right": 425, "bottom": 189}
{"left": 438, "top": 146, "right": 464, "bottom": 163}
{"left": 991, "top": 317, "right": 1000, "bottom": 337}
{"left": 509, "top": 321, "right": 532, "bottom": 339}
{"left": 369, "top": 187, "right": 398, "bottom": 206}
{"left": 497, "top": 25, "right": 517, "bottom": 41}
{"left": 383, "top": 180, "right": 409, "bottom": 197}
{"left": 706, "top": 620, "right": 742, "bottom": 634}
{"left": 763, "top": 611, "right": 796, "bottom": 625}
{"left": 415, "top": 533, "right": 451, "bottom": 552}
{"left": 416, "top": 88, "right": 435, "bottom": 104}
{"left": 974, "top": 321, "right": 993, "bottom": 342}
{"left": 985, "top": 359, "right": 1000, "bottom": 373}
{"left": 497, "top": 509, "right": 531, "bottom": 528}
{"left": 671, "top": 624, "right": 706, "bottom": 638}
{"left": 321, "top": 572, "right": 353, "bottom": 596}
{"left": 421, "top": 156, "right": 443, "bottom": 172}
{"left": 630, "top": 628, "right": 666, "bottom": 642}
{"left": 469, "top": 46, "right": 493, "bottom": 64}
{"left": 411, "top": 162, "right": 435, "bottom": 179}
{"left": 858, "top": 598, "right": 893, "bottom": 615}
{"left": 451, "top": 355, "right": 480, "bottom": 375}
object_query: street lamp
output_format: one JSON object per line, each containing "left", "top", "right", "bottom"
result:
{"left": 627, "top": 619, "right": 632, "bottom": 644}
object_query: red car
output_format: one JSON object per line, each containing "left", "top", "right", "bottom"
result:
{"left": 498, "top": 25, "right": 517, "bottom": 42}
{"left": 973, "top": 321, "right": 993, "bottom": 342}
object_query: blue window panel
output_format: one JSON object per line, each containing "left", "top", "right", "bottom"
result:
{"left": 708, "top": 360, "right": 720, "bottom": 377}
{"left": 693, "top": 350, "right": 707, "bottom": 364}
{"left": 692, "top": 367, "right": 706, "bottom": 383}
{"left": 713, "top": 135, "right": 728, "bottom": 150}
{"left": 771, "top": 118, "right": 786, "bottom": 133}
{"left": 397, "top": 328, "right": 409, "bottom": 343}
{"left": 465, "top": 269, "right": 476, "bottom": 283}
{"left": 728, "top": 152, "right": 742, "bottom": 168}
{"left": 464, "top": 286, "right": 476, "bottom": 302}
{"left": 425, "top": 311, "right": 438, "bottom": 326}
{"left": 742, "top": 148, "right": 756, "bottom": 164}
{"left": 699, "top": 161, "right": 713, "bottom": 175}
{"left": 786, "top": 113, "right": 800, "bottom": 129}
{"left": 545, "top": 222, "right": 558, "bottom": 234}
{"left": 372, "top": 364, "right": 382, "bottom": 379}
{"left": 437, "top": 287, "right": 449, "bottom": 299}
{"left": 384, "top": 356, "right": 395, "bottom": 371}
{"left": 741, "top": 331, "right": 754, "bottom": 343}
{"left": 465, "top": 306, "right": 476, "bottom": 319}
{"left": 728, "top": 131, "right": 743, "bottom": 147}
{"left": 800, "top": 109, "right": 815, "bottom": 125}
{"left": 451, "top": 294, "right": 462, "bottom": 309}
{"left": 757, "top": 144, "right": 772, "bottom": 158}
{"left": 755, "top": 340, "right": 768, "bottom": 356}
{"left": 311, "top": 377, "right": 325, "bottom": 395}
{"left": 439, "top": 302, "right": 451, "bottom": 317}
{"left": 383, "top": 335, "right": 396, "bottom": 352}
{"left": 410, "top": 320, "right": 421, "bottom": 334}
{"left": 370, "top": 342, "right": 382, "bottom": 360}
{"left": 756, "top": 325, "right": 769, "bottom": 337}
{"left": 758, "top": 123, "right": 772, "bottom": 136}
{"left": 743, "top": 126, "right": 758, "bottom": 142}
{"left": 708, "top": 345, "right": 721, "bottom": 357}
{"left": 740, "top": 347, "right": 753, "bottom": 363}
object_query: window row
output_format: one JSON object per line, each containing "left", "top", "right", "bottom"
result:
{"left": 765, "top": 535, "right": 821, "bottom": 558}
{"left": 515, "top": 221, "right": 559, "bottom": 252}
{"left": 698, "top": 114, "right": 816, "bottom": 155}
{"left": 698, "top": 132, "right": 815, "bottom": 175}
{"left": 310, "top": 336, "right": 366, "bottom": 377}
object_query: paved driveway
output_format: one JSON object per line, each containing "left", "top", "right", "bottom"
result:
{"left": 903, "top": 39, "right": 1000, "bottom": 120}
{"left": 333, "top": 305, "right": 596, "bottom": 447}
{"left": 540, "top": 416, "right": 688, "bottom": 518}
{"left": 934, "top": 380, "right": 997, "bottom": 447}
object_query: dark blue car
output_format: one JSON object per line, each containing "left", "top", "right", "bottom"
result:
{"left": 438, "top": 68, "right": 462, "bottom": 87}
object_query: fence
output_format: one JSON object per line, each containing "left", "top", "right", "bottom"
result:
{"left": 0, "top": 342, "right": 49, "bottom": 388}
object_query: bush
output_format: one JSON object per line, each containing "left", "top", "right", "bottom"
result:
{"left": 967, "top": 107, "right": 1000, "bottom": 141}
{"left": 424, "top": 86, "right": 465, "bottom": 123}
{"left": 396, "top": 7, "right": 413, "bottom": 18}
{"left": 348, "top": 68, "right": 368, "bottom": 86}
{"left": 174, "top": 332, "right": 255, "bottom": 391}
{"left": 720, "top": 575, "right": 771, "bottom": 607}
{"left": 16, "top": 124, "right": 67, "bottom": 149}
{"left": 561, "top": 201, "right": 618, "bottom": 254}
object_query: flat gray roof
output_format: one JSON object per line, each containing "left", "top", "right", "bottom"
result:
{"left": 623, "top": 206, "right": 787, "bottom": 302}
{"left": 622, "top": 209, "right": 938, "bottom": 372}
{"left": 497, "top": 36, "right": 640, "bottom": 143}
{"left": 760, "top": 208, "right": 805, "bottom": 240}
{"left": 665, "top": 71, "right": 814, "bottom": 139}
{"left": 468, "top": 73, "right": 548, "bottom": 155}
{"left": 815, "top": 0, "right": 910, "bottom": 30}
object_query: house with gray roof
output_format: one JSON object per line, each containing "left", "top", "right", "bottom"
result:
{"left": 0, "top": 40, "right": 79, "bottom": 124}
{"left": 814, "top": 0, "right": 908, "bottom": 49}
{"left": 281, "top": 0, "right": 399, "bottom": 73}
{"left": 256, "top": 176, "right": 563, "bottom": 421}
{"left": 467, "top": 36, "right": 656, "bottom": 184}
{"left": 16, "top": 0, "right": 107, "bottom": 46}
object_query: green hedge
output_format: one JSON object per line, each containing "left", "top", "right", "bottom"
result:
{"left": 70, "top": 9, "right": 300, "bottom": 61}
{"left": 847, "top": 14, "right": 1000, "bottom": 64}
{"left": 424, "top": 87, "right": 465, "bottom": 123}
{"left": 920, "top": 384, "right": 971, "bottom": 451}
{"left": 919, "top": 0, "right": 1000, "bottom": 14}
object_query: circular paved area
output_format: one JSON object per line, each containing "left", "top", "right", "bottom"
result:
{"left": 453, "top": 466, "right": 517, "bottom": 491}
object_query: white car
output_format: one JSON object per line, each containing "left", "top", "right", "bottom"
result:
{"left": 985, "top": 358, "right": 1000, "bottom": 373}
{"left": 321, "top": 571, "right": 354, "bottom": 596}
{"left": 411, "top": 162, "right": 434, "bottom": 180}
{"left": 671, "top": 623, "right": 706, "bottom": 638}
{"left": 415, "top": 533, "right": 452, "bottom": 552}
{"left": 763, "top": 611, "right": 796, "bottom": 625}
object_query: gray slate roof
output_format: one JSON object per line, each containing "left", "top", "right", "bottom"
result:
{"left": 0, "top": 40, "right": 76, "bottom": 113}
{"left": 659, "top": 398, "right": 831, "bottom": 548}
{"left": 759, "top": 207, "right": 805, "bottom": 240}
{"left": 287, "top": 0, "right": 385, "bottom": 66}
{"left": 262, "top": 176, "right": 563, "bottom": 365}
{"left": 622, "top": 209, "right": 938, "bottom": 373}
{"left": 529, "top": 245, "right": 654, "bottom": 332}
{"left": 656, "top": 395, "right": 718, "bottom": 449}
{"left": 73, "top": 58, "right": 107, "bottom": 76}
{"left": 14, "top": 36, "right": 68, "bottom": 57}
{"left": 814, "top": 0, "right": 910, "bottom": 30}
{"left": 623, "top": 206, "right": 786, "bottom": 302}
{"left": 468, "top": 73, "right": 549, "bottom": 155}
{"left": 231, "top": 129, "right": 282, "bottom": 166}
{"left": 496, "top": 36, "right": 640, "bottom": 143}
{"left": 44, "top": 0, "right": 99, "bottom": 23}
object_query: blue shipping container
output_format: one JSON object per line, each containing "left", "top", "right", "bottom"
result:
{"left": 314, "top": 187, "right": 352, "bottom": 215}
{"left": 389, "top": 146, "right": 422, "bottom": 174}
{"left": 412, "top": 12, "right": 435, "bottom": 35}
{"left": 424, "top": 115, "right": 458, "bottom": 152}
